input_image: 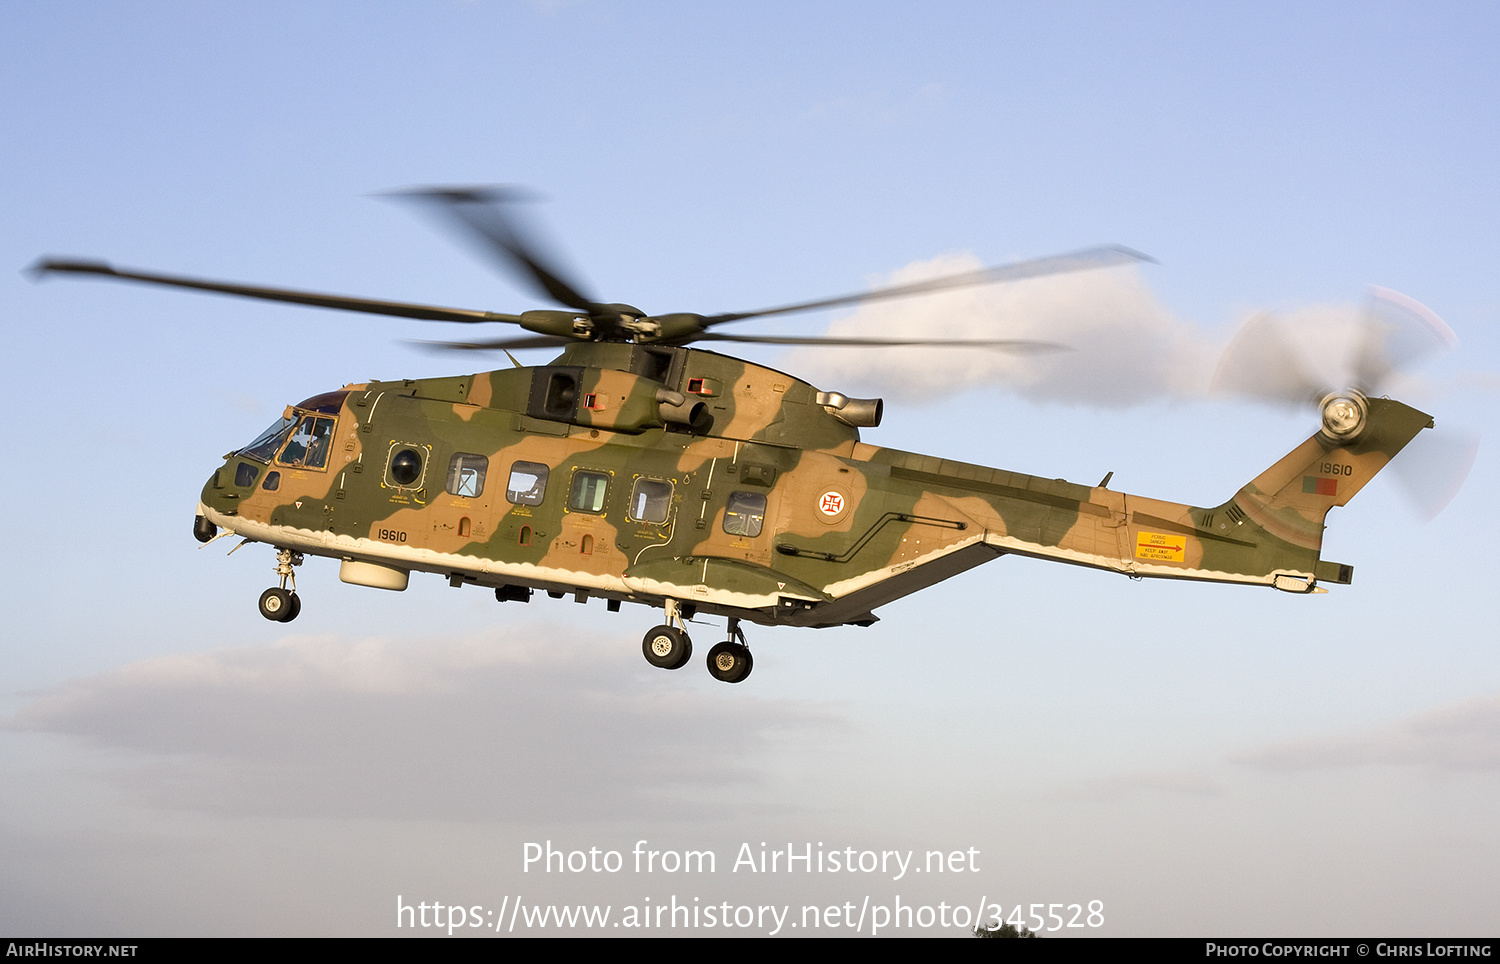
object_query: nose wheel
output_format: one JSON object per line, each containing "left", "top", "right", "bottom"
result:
{"left": 258, "top": 587, "right": 301, "bottom": 622}
{"left": 258, "top": 549, "right": 303, "bottom": 622}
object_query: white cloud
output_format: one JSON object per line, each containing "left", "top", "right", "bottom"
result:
{"left": 789, "top": 255, "right": 1482, "bottom": 417}
{"left": 791, "top": 254, "right": 1221, "bottom": 406}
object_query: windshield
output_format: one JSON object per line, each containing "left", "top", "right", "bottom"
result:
{"left": 236, "top": 390, "right": 348, "bottom": 464}
{"left": 277, "top": 414, "right": 336, "bottom": 469}
{"left": 239, "top": 414, "right": 297, "bottom": 463}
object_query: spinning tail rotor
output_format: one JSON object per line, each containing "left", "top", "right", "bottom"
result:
{"left": 1212, "top": 287, "right": 1475, "bottom": 518}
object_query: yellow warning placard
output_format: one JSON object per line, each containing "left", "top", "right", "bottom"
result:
{"left": 1135, "top": 531, "right": 1186, "bottom": 562}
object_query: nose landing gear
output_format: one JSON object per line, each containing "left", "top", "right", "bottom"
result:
{"left": 258, "top": 549, "right": 304, "bottom": 622}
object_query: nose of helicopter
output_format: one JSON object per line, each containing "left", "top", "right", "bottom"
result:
{"left": 195, "top": 456, "right": 263, "bottom": 542}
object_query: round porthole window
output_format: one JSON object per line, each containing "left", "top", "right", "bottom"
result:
{"left": 390, "top": 448, "right": 423, "bottom": 486}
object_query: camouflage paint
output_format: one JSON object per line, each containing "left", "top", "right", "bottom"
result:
{"left": 199, "top": 344, "right": 1431, "bottom": 629}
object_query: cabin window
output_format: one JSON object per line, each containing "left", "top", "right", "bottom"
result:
{"left": 629, "top": 478, "right": 674, "bottom": 524}
{"left": 387, "top": 446, "right": 425, "bottom": 487}
{"left": 234, "top": 462, "right": 259, "bottom": 487}
{"left": 723, "top": 491, "right": 766, "bottom": 537}
{"left": 447, "top": 453, "right": 488, "bottom": 498}
{"left": 507, "top": 461, "right": 549, "bottom": 505}
{"left": 276, "top": 414, "right": 336, "bottom": 470}
{"left": 261, "top": 471, "right": 281, "bottom": 491}
{"left": 569, "top": 470, "right": 610, "bottom": 514}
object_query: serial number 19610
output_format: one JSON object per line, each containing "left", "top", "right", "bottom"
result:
{"left": 377, "top": 528, "right": 408, "bottom": 543}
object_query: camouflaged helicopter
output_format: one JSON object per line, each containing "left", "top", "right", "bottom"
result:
{"left": 33, "top": 188, "right": 1444, "bottom": 683}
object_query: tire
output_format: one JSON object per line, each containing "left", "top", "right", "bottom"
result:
{"left": 706, "top": 642, "right": 753, "bottom": 683}
{"left": 283, "top": 592, "right": 301, "bottom": 622}
{"left": 258, "top": 587, "right": 294, "bottom": 622}
{"left": 642, "top": 625, "right": 692, "bottom": 669}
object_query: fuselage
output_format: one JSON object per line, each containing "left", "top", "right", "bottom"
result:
{"left": 199, "top": 342, "right": 1426, "bottom": 627}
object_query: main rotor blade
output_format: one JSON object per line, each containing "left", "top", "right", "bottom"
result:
{"left": 30, "top": 258, "right": 521, "bottom": 326}
{"left": 693, "top": 332, "right": 1068, "bottom": 351}
{"left": 701, "top": 245, "right": 1154, "bottom": 327}
{"left": 386, "top": 186, "right": 599, "bottom": 313}
{"left": 408, "top": 334, "right": 577, "bottom": 352}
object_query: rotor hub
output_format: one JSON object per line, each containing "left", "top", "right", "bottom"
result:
{"left": 1319, "top": 391, "right": 1368, "bottom": 443}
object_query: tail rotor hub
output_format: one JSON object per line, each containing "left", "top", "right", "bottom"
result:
{"left": 1319, "top": 391, "right": 1368, "bottom": 443}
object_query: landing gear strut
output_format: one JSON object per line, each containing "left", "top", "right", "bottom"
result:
{"left": 706, "top": 617, "right": 753, "bottom": 684}
{"left": 641, "top": 606, "right": 753, "bottom": 681}
{"left": 258, "top": 549, "right": 303, "bottom": 622}
{"left": 641, "top": 598, "right": 692, "bottom": 669}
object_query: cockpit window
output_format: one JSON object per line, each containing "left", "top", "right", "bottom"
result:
{"left": 236, "top": 391, "right": 346, "bottom": 464}
{"left": 294, "top": 391, "right": 348, "bottom": 414}
{"left": 276, "top": 415, "right": 336, "bottom": 469}
{"left": 239, "top": 415, "right": 297, "bottom": 463}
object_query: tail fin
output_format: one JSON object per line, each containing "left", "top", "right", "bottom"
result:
{"left": 1230, "top": 397, "right": 1433, "bottom": 555}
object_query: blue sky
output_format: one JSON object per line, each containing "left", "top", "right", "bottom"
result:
{"left": 3, "top": 1, "right": 1498, "bottom": 936}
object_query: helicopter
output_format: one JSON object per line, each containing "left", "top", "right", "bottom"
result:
{"left": 32, "top": 188, "right": 1444, "bottom": 683}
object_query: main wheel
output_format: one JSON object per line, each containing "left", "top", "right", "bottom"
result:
{"left": 258, "top": 587, "right": 295, "bottom": 622}
{"left": 283, "top": 592, "right": 301, "bottom": 622}
{"left": 706, "top": 641, "right": 753, "bottom": 683}
{"left": 642, "top": 625, "right": 692, "bottom": 669}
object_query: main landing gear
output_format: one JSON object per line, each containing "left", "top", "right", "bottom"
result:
{"left": 258, "top": 549, "right": 303, "bottom": 622}
{"left": 706, "top": 618, "right": 753, "bottom": 684}
{"left": 642, "top": 598, "right": 693, "bottom": 669}
{"left": 640, "top": 603, "right": 753, "bottom": 683}
{"left": 642, "top": 625, "right": 692, "bottom": 669}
